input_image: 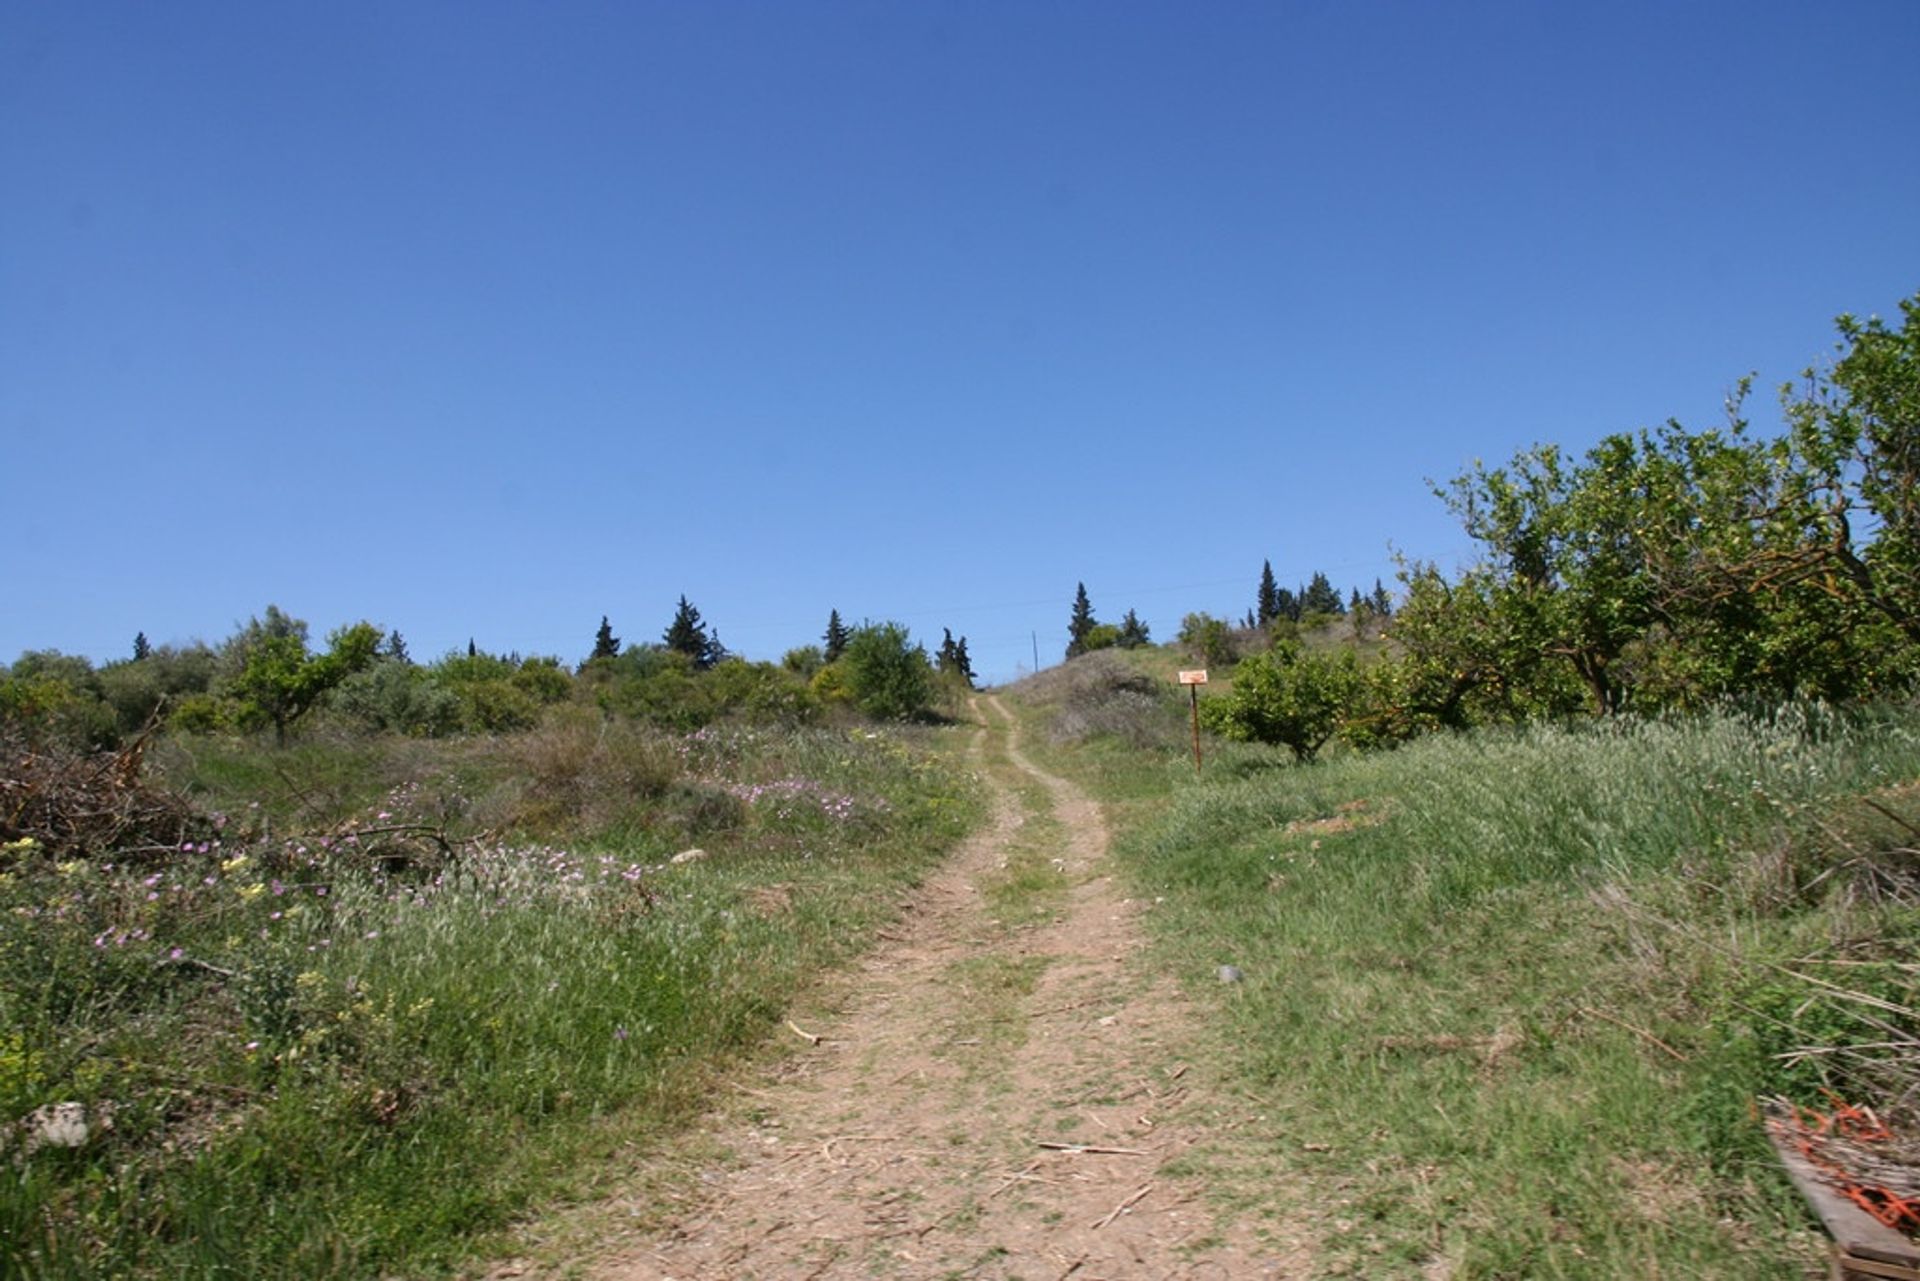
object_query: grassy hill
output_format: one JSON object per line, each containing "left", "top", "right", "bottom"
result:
{"left": 1010, "top": 643, "right": 1920, "bottom": 1277}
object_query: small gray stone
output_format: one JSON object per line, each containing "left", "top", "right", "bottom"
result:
{"left": 1218, "top": 965, "right": 1244, "bottom": 984}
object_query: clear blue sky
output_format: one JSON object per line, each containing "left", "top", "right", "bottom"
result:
{"left": 5, "top": 2, "right": 1917, "bottom": 684}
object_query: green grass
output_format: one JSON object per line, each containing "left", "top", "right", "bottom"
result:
{"left": 0, "top": 719, "right": 979, "bottom": 1279}
{"left": 1011, "top": 669, "right": 1920, "bottom": 1278}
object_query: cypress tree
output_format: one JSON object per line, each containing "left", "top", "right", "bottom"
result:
{"left": 664, "top": 596, "right": 718, "bottom": 669}
{"left": 824, "top": 609, "right": 850, "bottom": 663}
{"left": 1302, "top": 571, "right": 1345, "bottom": 617}
{"left": 1370, "top": 578, "right": 1393, "bottom": 617}
{"left": 1118, "top": 609, "right": 1151, "bottom": 649}
{"left": 591, "top": 615, "right": 620, "bottom": 661}
{"left": 1257, "top": 560, "right": 1282, "bottom": 627}
{"left": 936, "top": 628, "right": 976, "bottom": 688}
{"left": 385, "top": 630, "right": 410, "bottom": 663}
{"left": 132, "top": 631, "right": 150, "bottom": 661}
{"left": 1066, "top": 583, "right": 1097, "bottom": 659}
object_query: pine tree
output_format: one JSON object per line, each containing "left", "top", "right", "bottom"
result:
{"left": 1118, "top": 609, "right": 1151, "bottom": 649}
{"left": 936, "top": 628, "right": 976, "bottom": 688}
{"left": 1257, "top": 560, "right": 1282, "bottom": 627}
{"left": 664, "top": 596, "right": 720, "bottom": 670}
{"left": 1066, "top": 582, "right": 1097, "bottom": 659}
{"left": 132, "top": 631, "right": 150, "bottom": 661}
{"left": 823, "top": 609, "right": 850, "bottom": 663}
{"left": 591, "top": 615, "right": 620, "bottom": 661}
{"left": 1370, "top": 578, "right": 1393, "bottom": 617}
{"left": 1349, "top": 587, "right": 1363, "bottom": 613}
{"left": 468, "top": 638, "right": 477, "bottom": 658}
{"left": 1301, "top": 571, "right": 1345, "bottom": 617}
{"left": 384, "top": 629, "right": 410, "bottom": 663}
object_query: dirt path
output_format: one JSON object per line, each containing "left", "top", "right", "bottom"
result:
{"left": 580, "top": 696, "right": 1306, "bottom": 1280}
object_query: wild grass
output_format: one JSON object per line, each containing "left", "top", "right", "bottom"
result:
{"left": 1011, "top": 667, "right": 1920, "bottom": 1278}
{"left": 0, "top": 715, "right": 977, "bottom": 1279}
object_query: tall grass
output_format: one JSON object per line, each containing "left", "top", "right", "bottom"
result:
{"left": 0, "top": 718, "right": 977, "bottom": 1279}
{"left": 1015, "top": 684, "right": 1920, "bottom": 1277}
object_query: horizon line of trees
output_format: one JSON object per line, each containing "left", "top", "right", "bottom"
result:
{"left": 2, "top": 596, "right": 984, "bottom": 749}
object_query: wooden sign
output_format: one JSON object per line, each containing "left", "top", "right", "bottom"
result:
{"left": 1178, "top": 670, "right": 1209, "bottom": 685}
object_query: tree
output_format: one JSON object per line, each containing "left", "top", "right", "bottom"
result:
{"left": 936, "top": 628, "right": 976, "bottom": 689}
{"left": 782, "top": 645, "right": 825, "bottom": 678}
{"left": 1178, "top": 612, "right": 1237, "bottom": 668}
{"left": 1200, "top": 640, "right": 1361, "bottom": 763}
{"left": 1784, "top": 294, "right": 1920, "bottom": 647}
{"left": 132, "top": 632, "right": 150, "bottom": 662}
{"left": 1256, "top": 560, "right": 1282, "bottom": 627}
{"left": 384, "top": 630, "right": 411, "bottom": 664}
{"left": 823, "top": 609, "right": 850, "bottom": 663}
{"left": 1066, "top": 583, "right": 1097, "bottom": 659}
{"left": 663, "top": 596, "right": 722, "bottom": 670}
{"left": 591, "top": 615, "right": 621, "bottom": 662}
{"left": 227, "top": 615, "right": 381, "bottom": 743}
{"left": 1301, "top": 572, "right": 1345, "bottom": 617}
{"left": 1117, "top": 609, "right": 1151, "bottom": 649}
{"left": 840, "top": 622, "right": 935, "bottom": 720}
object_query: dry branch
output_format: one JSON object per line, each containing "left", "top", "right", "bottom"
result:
{"left": 1093, "top": 1183, "right": 1155, "bottom": 1228}
{"left": 1036, "top": 1141, "right": 1148, "bottom": 1156}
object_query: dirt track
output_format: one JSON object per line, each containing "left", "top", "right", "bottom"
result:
{"left": 575, "top": 695, "right": 1306, "bottom": 1279}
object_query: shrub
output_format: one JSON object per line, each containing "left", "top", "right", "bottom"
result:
{"left": 1200, "top": 640, "right": 1361, "bottom": 761}
{"left": 1178, "top": 613, "right": 1239, "bottom": 669}
{"left": 1042, "top": 652, "right": 1182, "bottom": 748}
{"left": 838, "top": 622, "right": 935, "bottom": 721}
{"left": 782, "top": 645, "right": 825, "bottom": 679}
{"left": 332, "top": 662, "right": 463, "bottom": 737}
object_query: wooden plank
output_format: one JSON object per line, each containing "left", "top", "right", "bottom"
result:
{"left": 1833, "top": 1248, "right": 1920, "bottom": 1281}
{"left": 1770, "top": 1125, "right": 1920, "bottom": 1273}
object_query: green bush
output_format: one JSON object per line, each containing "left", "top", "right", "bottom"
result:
{"left": 332, "top": 663, "right": 464, "bottom": 737}
{"left": 1177, "top": 613, "right": 1238, "bottom": 669}
{"left": 1200, "top": 640, "right": 1360, "bottom": 761}
{"left": 837, "top": 622, "right": 935, "bottom": 721}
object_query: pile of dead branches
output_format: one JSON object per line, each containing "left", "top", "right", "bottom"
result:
{"left": 0, "top": 726, "right": 198, "bottom": 860}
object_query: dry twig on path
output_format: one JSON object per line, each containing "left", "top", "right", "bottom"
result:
{"left": 1093, "top": 1183, "right": 1155, "bottom": 1229}
{"left": 1036, "top": 1141, "right": 1149, "bottom": 1156}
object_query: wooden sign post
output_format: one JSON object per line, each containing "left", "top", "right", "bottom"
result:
{"left": 1178, "top": 670, "right": 1208, "bottom": 772}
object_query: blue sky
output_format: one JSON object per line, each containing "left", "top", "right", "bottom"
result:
{"left": 5, "top": 1, "right": 1917, "bottom": 684}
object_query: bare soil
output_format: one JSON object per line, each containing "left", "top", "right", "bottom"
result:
{"left": 533, "top": 696, "right": 1309, "bottom": 1280}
